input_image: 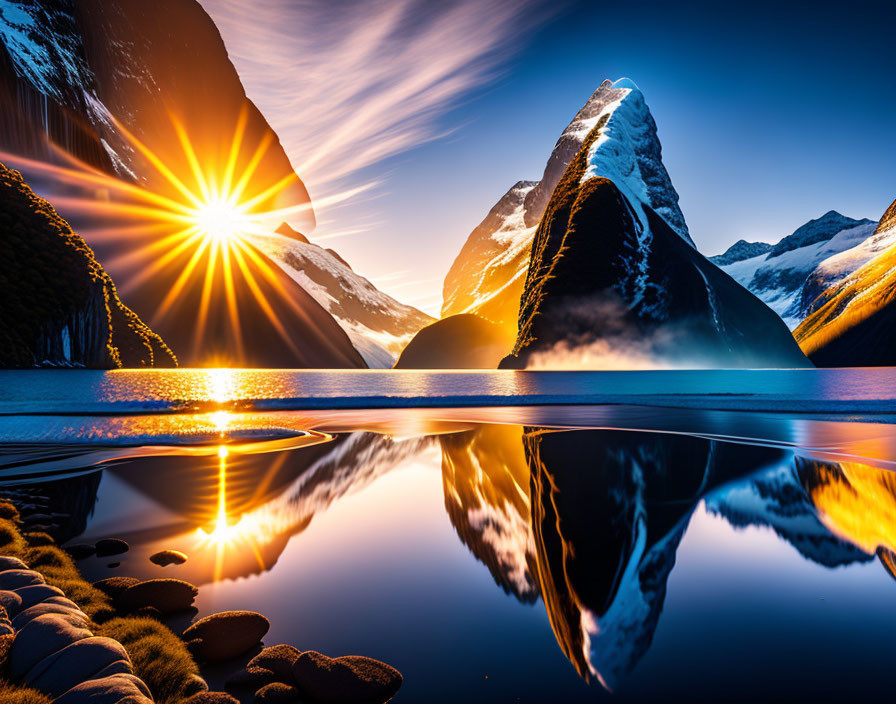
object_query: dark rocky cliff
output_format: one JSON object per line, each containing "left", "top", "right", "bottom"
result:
{"left": 501, "top": 128, "right": 811, "bottom": 370}
{"left": 0, "top": 161, "right": 174, "bottom": 368}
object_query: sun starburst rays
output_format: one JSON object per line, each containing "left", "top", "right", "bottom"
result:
{"left": 0, "top": 102, "right": 348, "bottom": 364}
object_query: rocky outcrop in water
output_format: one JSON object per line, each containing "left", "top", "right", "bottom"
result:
{"left": 394, "top": 314, "right": 513, "bottom": 369}
{"left": 0, "top": 162, "right": 174, "bottom": 368}
{"left": 500, "top": 158, "right": 810, "bottom": 368}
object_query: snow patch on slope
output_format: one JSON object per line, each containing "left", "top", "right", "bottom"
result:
{"left": 581, "top": 78, "right": 692, "bottom": 247}
{"left": 810, "top": 221, "right": 896, "bottom": 294}
{"left": 720, "top": 220, "right": 878, "bottom": 328}
{"left": 248, "top": 232, "right": 433, "bottom": 367}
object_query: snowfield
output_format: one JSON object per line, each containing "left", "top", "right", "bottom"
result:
{"left": 720, "top": 220, "right": 878, "bottom": 328}
{"left": 249, "top": 232, "right": 433, "bottom": 368}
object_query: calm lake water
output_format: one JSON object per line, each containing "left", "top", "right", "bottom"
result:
{"left": 3, "top": 369, "right": 896, "bottom": 702}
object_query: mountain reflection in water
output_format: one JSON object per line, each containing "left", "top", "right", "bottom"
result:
{"left": 5, "top": 420, "right": 896, "bottom": 700}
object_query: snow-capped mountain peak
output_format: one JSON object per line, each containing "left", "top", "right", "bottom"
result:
{"left": 709, "top": 240, "right": 773, "bottom": 266}
{"left": 443, "top": 78, "right": 691, "bottom": 329}
{"left": 580, "top": 78, "right": 692, "bottom": 246}
{"left": 718, "top": 213, "right": 877, "bottom": 329}
{"left": 767, "top": 210, "right": 870, "bottom": 258}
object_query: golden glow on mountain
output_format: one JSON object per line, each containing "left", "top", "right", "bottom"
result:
{"left": 806, "top": 461, "right": 896, "bottom": 556}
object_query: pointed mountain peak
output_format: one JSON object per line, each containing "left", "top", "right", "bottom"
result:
{"left": 709, "top": 239, "right": 773, "bottom": 266}
{"left": 522, "top": 78, "right": 690, "bottom": 246}
{"left": 276, "top": 221, "right": 310, "bottom": 244}
{"left": 578, "top": 79, "right": 692, "bottom": 245}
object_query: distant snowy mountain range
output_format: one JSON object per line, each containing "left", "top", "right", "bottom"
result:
{"left": 712, "top": 211, "right": 877, "bottom": 328}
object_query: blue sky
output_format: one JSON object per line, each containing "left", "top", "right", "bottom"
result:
{"left": 219, "top": 0, "right": 896, "bottom": 315}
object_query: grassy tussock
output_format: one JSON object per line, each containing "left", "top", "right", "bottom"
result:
{"left": 0, "top": 517, "right": 28, "bottom": 558}
{"left": 100, "top": 617, "right": 201, "bottom": 704}
{"left": 0, "top": 501, "right": 20, "bottom": 521}
{"left": 23, "top": 545, "right": 114, "bottom": 622}
{"left": 0, "top": 501, "right": 200, "bottom": 703}
{"left": 0, "top": 682, "right": 54, "bottom": 704}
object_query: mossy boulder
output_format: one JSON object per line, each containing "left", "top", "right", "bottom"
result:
{"left": 183, "top": 610, "right": 270, "bottom": 662}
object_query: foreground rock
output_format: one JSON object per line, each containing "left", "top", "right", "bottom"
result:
{"left": 255, "top": 681, "right": 304, "bottom": 702}
{"left": 292, "top": 651, "right": 402, "bottom": 703}
{"left": 117, "top": 578, "right": 198, "bottom": 614}
{"left": 184, "top": 692, "right": 240, "bottom": 704}
{"left": 95, "top": 539, "right": 129, "bottom": 558}
{"left": 24, "top": 636, "right": 134, "bottom": 697}
{"left": 0, "top": 557, "right": 28, "bottom": 570}
{"left": 249, "top": 644, "right": 302, "bottom": 684}
{"left": 64, "top": 543, "right": 97, "bottom": 560}
{"left": 93, "top": 577, "right": 140, "bottom": 600}
{"left": 150, "top": 549, "right": 188, "bottom": 566}
{"left": 0, "top": 571, "right": 152, "bottom": 703}
{"left": 183, "top": 610, "right": 270, "bottom": 662}
{"left": 54, "top": 673, "right": 153, "bottom": 703}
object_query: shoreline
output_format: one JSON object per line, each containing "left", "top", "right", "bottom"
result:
{"left": 0, "top": 499, "right": 402, "bottom": 704}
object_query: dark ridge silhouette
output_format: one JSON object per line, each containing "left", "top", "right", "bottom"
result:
{"left": 0, "top": 162, "right": 174, "bottom": 368}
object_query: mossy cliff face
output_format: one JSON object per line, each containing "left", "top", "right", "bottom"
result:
{"left": 501, "top": 123, "right": 810, "bottom": 369}
{"left": 0, "top": 162, "right": 175, "bottom": 368}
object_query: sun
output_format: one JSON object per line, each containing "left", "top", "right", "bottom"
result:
{"left": 193, "top": 199, "right": 248, "bottom": 246}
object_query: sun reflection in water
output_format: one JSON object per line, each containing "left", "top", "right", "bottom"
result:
{"left": 195, "top": 442, "right": 270, "bottom": 580}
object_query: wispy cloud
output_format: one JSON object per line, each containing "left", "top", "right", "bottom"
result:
{"left": 200, "top": 0, "right": 549, "bottom": 224}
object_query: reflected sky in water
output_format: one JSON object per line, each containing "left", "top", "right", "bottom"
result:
{"left": 3, "top": 420, "right": 896, "bottom": 701}
{"left": 3, "top": 371, "right": 896, "bottom": 701}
